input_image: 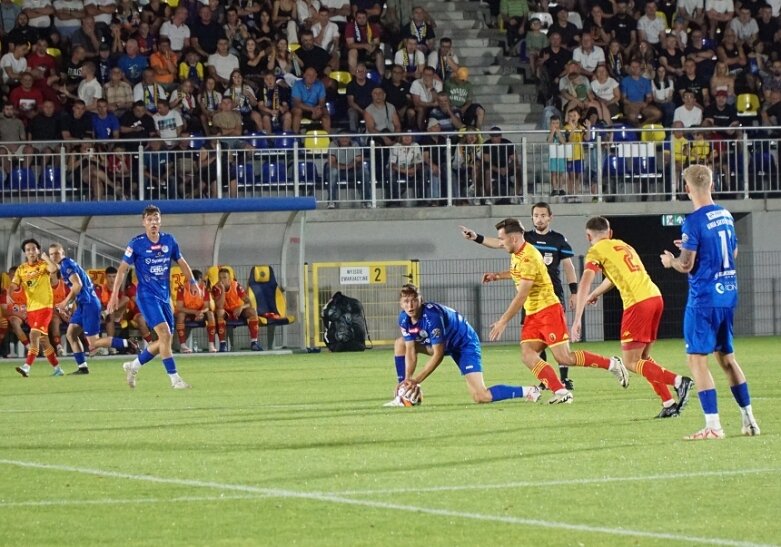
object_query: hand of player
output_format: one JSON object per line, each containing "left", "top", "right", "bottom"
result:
{"left": 673, "top": 239, "right": 683, "bottom": 249}
{"left": 489, "top": 319, "right": 507, "bottom": 341}
{"left": 571, "top": 322, "right": 582, "bottom": 342}
{"left": 568, "top": 294, "right": 577, "bottom": 310}
{"left": 459, "top": 225, "right": 476, "bottom": 241}
{"left": 482, "top": 272, "right": 498, "bottom": 284}
{"left": 586, "top": 292, "right": 599, "bottom": 305}
{"left": 660, "top": 250, "right": 675, "bottom": 269}
{"left": 106, "top": 294, "right": 118, "bottom": 314}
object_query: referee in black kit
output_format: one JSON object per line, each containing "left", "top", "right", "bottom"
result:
{"left": 461, "top": 202, "right": 579, "bottom": 389}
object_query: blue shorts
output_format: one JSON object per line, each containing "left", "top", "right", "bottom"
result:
{"left": 567, "top": 159, "right": 583, "bottom": 173}
{"left": 684, "top": 306, "right": 734, "bottom": 355}
{"left": 70, "top": 298, "right": 102, "bottom": 337}
{"left": 137, "top": 294, "right": 174, "bottom": 330}
{"left": 449, "top": 339, "right": 483, "bottom": 375}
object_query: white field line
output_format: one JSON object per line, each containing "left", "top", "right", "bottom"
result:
{"left": 0, "top": 494, "right": 268, "bottom": 508}
{"left": 330, "top": 467, "right": 781, "bottom": 496}
{"left": 0, "top": 459, "right": 775, "bottom": 547}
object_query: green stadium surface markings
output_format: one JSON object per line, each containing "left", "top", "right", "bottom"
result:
{"left": 0, "top": 494, "right": 265, "bottom": 508}
{"left": 329, "top": 467, "right": 781, "bottom": 495}
{"left": 0, "top": 459, "right": 774, "bottom": 547}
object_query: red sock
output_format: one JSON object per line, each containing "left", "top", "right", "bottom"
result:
{"left": 176, "top": 323, "right": 186, "bottom": 344}
{"left": 44, "top": 347, "right": 59, "bottom": 366}
{"left": 572, "top": 350, "right": 610, "bottom": 369}
{"left": 532, "top": 360, "right": 565, "bottom": 391}
{"left": 217, "top": 320, "right": 226, "bottom": 341}
{"left": 651, "top": 381, "right": 674, "bottom": 403}
{"left": 19, "top": 333, "right": 29, "bottom": 346}
{"left": 25, "top": 346, "right": 39, "bottom": 366}
{"left": 637, "top": 359, "right": 677, "bottom": 385}
{"left": 248, "top": 318, "right": 259, "bottom": 340}
{"left": 206, "top": 321, "right": 216, "bottom": 343}
{"left": 143, "top": 334, "right": 153, "bottom": 343}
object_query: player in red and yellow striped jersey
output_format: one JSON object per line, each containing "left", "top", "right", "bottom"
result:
{"left": 484, "top": 218, "right": 629, "bottom": 404}
{"left": 175, "top": 269, "right": 217, "bottom": 353}
{"left": 49, "top": 271, "right": 70, "bottom": 355}
{"left": 3, "top": 265, "right": 30, "bottom": 350}
{"left": 571, "top": 216, "right": 694, "bottom": 418}
{"left": 11, "top": 239, "right": 62, "bottom": 377}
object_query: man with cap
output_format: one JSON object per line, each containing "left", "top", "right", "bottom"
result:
{"left": 482, "top": 127, "right": 518, "bottom": 204}
{"left": 445, "top": 66, "right": 485, "bottom": 129}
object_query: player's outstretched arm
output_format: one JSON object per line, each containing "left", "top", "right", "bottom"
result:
{"left": 490, "top": 280, "right": 531, "bottom": 341}
{"left": 409, "top": 343, "right": 446, "bottom": 385}
{"left": 41, "top": 252, "right": 58, "bottom": 273}
{"left": 459, "top": 225, "right": 503, "bottom": 249}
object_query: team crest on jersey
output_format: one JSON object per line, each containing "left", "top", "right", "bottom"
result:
{"left": 431, "top": 328, "right": 441, "bottom": 338}
{"left": 124, "top": 246, "right": 133, "bottom": 257}
{"left": 681, "top": 233, "right": 689, "bottom": 244}
{"left": 548, "top": 333, "right": 557, "bottom": 342}
{"left": 543, "top": 253, "right": 553, "bottom": 266}
{"left": 162, "top": 245, "right": 169, "bottom": 253}
{"left": 418, "top": 329, "right": 428, "bottom": 339}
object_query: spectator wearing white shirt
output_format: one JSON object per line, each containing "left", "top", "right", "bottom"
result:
{"left": 728, "top": 6, "right": 758, "bottom": 46}
{"left": 388, "top": 130, "right": 425, "bottom": 202}
{"left": 84, "top": 0, "right": 115, "bottom": 28}
{"left": 705, "top": 0, "right": 734, "bottom": 39}
{"left": 53, "top": 0, "right": 84, "bottom": 40}
{"left": 159, "top": 7, "right": 191, "bottom": 53}
{"left": 22, "top": 0, "right": 54, "bottom": 29}
{"left": 296, "top": 0, "right": 320, "bottom": 27}
{"left": 311, "top": 5, "right": 339, "bottom": 53}
{"left": 0, "top": 42, "right": 28, "bottom": 85}
{"left": 133, "top": 68, "right": 168, "bottom": 114}
{"left": 677, "top": 0, "right": 706, "bottom": 29}
{"left": 207, "top": 37, "right": 240, "bottom": 88}
{"left": 152, "top": 99, "right": 184, "bottom": 147}
{"left": 410, "top": 65, "right": 442, "bottom": 130}
{"left": 427, "top": 37, "right": 459, "bottom": 82}
{"left": 394, "top": 36, "right": 426, "bottom": 82}
{"left": 589, "top": 64, "right": 620, "bottom": 122}
{"left": 77, "top": 61, "right": 102, "bottom": 110}
{"left": 572, "top": 33, "right": 605, "bottom": 77}
{"left": 673, "top": 90, "right": 703, "bottom": 127}
{"left": 319, "top": 0, "right": 349, "bottom": 24}
{"left": 637, "top": 2, "right": 667, "bottom": 46}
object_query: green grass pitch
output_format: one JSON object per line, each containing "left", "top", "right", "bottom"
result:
{"left": 1, "top": 337, "right": 779, "bottom": 546}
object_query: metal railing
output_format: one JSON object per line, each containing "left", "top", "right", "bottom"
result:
{"left": 2, "top": 127, "right": 779, "bottom": 207}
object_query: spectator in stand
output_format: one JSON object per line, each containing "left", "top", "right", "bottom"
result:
{"left": 272, "top": 0, "right": 298, "bottom": 44}
{"left": 652, "top": 64, "right": 677, "bottom": 126}
{"left": 605, "top": 40, "right": 626, "bottom": 81}
{"left": 258, "top": 70, "right": 292, "bottom": 133}
{"left": 28, "top": 99, "right": 62, "bottom": 154}
{"left": 159, "top": 6, "right": 190, "bottom": 54}
{"left": 27, "top": 38, "right": 59, "bottom": 89}
{"left": 629, "top": 40, "right": 658, "bottom": 80}
{"left": 428, "top": 37, "right": 459, "bottom": 83}
{"left": 717, "top": 29, "right": 747, "bottom": 74}
{"left": 499, "top": 0, "right": 528, "bottom": 55}
{"left": 311, "top": 5, "right": 340, "bottom": 57}
{"left": 253, "top": 9, "right": 277, "bottom": 45}
{"left": 673, "top": 89, "right": 704, "bottom": 127}
{"left": 84, "top": 0, "right": 116, "bottom": 39}
{"left": 659, "top": 34, "right": 686, "bottom": 78}
{"left": 572, "top": 32, "right": 605, "bottom": 78}
{"left": 388, "top": 130, "right": 427, "bottom": 202}
{"left": 382, "top": 64, "right": 414, "bottom": 129}
{"left": 525, "top": 18, "right": 549, "bottom": 82}
{"left": 410, "top": 65, "right": 442, "bottom": 130}
{"left": 677, "top": 0, "right": 706, "bottom": 30}
{"left": 583, "top": 5, "right": 611, "bottom": 49}
{"left": 61, "top": 100, "right": 113, "bottom": 196}
{"left": 150, "top": 37, "right": 178, "bottom": 90}
{"left": 267, "top": 37, "right": 300, "bottom": 88}
{"left": 61, "top": 44, "right": 86, "bottom": 95}
{"left": 444, "top": 67, "right": 485, "bottom": 129}
{"left": 5, "top": 13, "right": 38, "bottom": 50}
{"left": 395, "top": 36, "right": 426, "bottom": 82}
{"left": 324, "top": 131, "right": 372, "bottom": 208}
{"left": 91, "top": 97, "right": 120, "bottom": 141}
{"left": 705, "top": 0, "right": 734, "bottom": 39}
{"left": 559, "top": 60, "right": 596, "bottom": 115}
{"left": 241, "top": 38, "right": 269, "bottom": 88}
{"left": 1, "top": 42, "right": 28, "bottom": 88}
{"left": 94, "top": 43, "right": 112, "bottom": 84}
{"left": 198, "top": 76, "right": 222, "bottom": 134}
{"left": 208, "top": 37, "right": 240, "bottom": 89}
{"left": 350, "top": 0, "right": 382, "bottom": 20}
{"left": 224, "top": 7, "right": 249, "bottom": 56}
{"left": 711, "top": 61, "right": 736, "bottom": 103}
{"left": 296, "top": 0, "right": 320, "bottom": 29}
{"left": 132, "top": 21, "right": 158, "bottom": 57}
{"left": 1, "top": 0, "right": 22, "bottom": 39}
{"left": 729, "top": 5, "right": 758, "bottom": 48}
{"left": 620, "top": 58, "right": 662, "bottom": 124}
{"left": 482, "top": 126, "right": 518, "bottom": 204}
{"left": 761, "top": 59, "right": 781, "bottom": 103}
{"left": 669, "top": 16, "right": 689, "bottom": 50}
{"left": 637, "top": 2, "right": 667, "bottom": 48}
{"left": 53, "top": 0, "right": 85, "bottom": 42}
{"left": 344, "top": 9, "right": 383, "bottom": 76}
{"left": 677, "top": 57, "right": 710, "bottom": 108}
{"left": 548, "top": 7, "right": 579, "bottom": 49}
{"left": 590, "top": 64, "right": 621, "bottom": 123}
{"left": 169, "top": 78, "right": 199, "bottom": 131}
{"left": 364, "top": 86, "right": 401, "bottom": 137}
{"left": 402, "top": 6, "right": 436, "bottom": 54}
{"left": 0, "top": 104, "right": 32, "bottom": 174}
{"left": 191, "top": 4, "right": 225, "bottom": 58}
{"left": 76, "top": 61, "right": 102, "bottom": 110}
{"left": 756, "top": 6, "right": 779, "bottom": 54}
{"left": 427, "top": 90, "right": 463, "bottom": 132}
{"left": 22, "top": 0, "right": 54, "bottom": 38}
{"left": 117, "top": 39, "right": 148, "bottom": 86}
{"left": 294, "top": 29, "right": 334, "bottom": 76}
{"left": 684, "top": 28, "right": 716, "bottom": 80}
{"left": 607, "top": 0, "right": 636, "bottom": 50}
{"left": 152, "top": 98, "right": 184, "bottom": 148}
{"left": 10, "top": 71, "right": 44, "bottom": 118}
{"left": 133, "top": 68, "right": 167, "bottom": 114}
{"left": 760, "top": 89, "right": 781, "bottom": 130}
{"left": 291, "top": 66, "right": 330, "bottom": 133}
{"left": 224, "top": 69, "right": 262, "bottom": 131}
{"left": 346, "top": 62, "right": 378, "bottom": 131}
{"left": 703, "top": 89, "right": 739, "bottom": 132}
{"left": 420, "top": 118, "right": 449, "bottom": 204}
{"left": 179, "top": 49, "right": 204, "bottom": 90}
{"left": 119, "top": 100, "right": 157, "bottom": 150}
{"left": 538, "top": 32, "right": 572, "bottom": 104}
{"left": 104, "top": 67, "right": 133, "bottom": 116}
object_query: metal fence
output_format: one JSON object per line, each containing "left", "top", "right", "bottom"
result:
{"left": 2, "top": 128, "right": 779, "bottom": 207}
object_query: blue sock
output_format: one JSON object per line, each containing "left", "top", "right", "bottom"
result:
{"left": 488, "top": 385, "right": 524, "bottom": 402}
{"left": 730, "top": 383, "right": 751, "bottom": 408}
{"left": 162, "top": 357, "right": 177, "bottom": 374}
{"left": 697, "top": 389, "right": 719, "bottom": 415}
{"left": 73, "top": 352, "right": 86, "bottom": 366}
{"left": 394, "top": 356, "right": 405, "bottom": 382}
{"left": 111, "top": 337, "right": 126, "bottom": 350}
{"left": 138, "top": 349, "right": 154, "bottom": 365}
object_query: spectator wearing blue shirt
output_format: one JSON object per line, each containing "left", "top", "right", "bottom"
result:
{"left": 620, "top": 58, "right": 662, "bottom": 125}
{"left": 291, "top": 66, "right": 331, "bottom": 133}
{"left": 91, "top": 98, "right": 120, "bottom": 142}
{"left": 117, "top": 39, "right": 149, "bottom": 86}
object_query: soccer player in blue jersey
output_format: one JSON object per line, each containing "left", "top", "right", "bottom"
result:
{"left": 107, "top": 205, "right": 200, "bottom": 389}
{"left": 46, "top": 243, "right": 139, "bottom": 375}
{"left": 389, "top": 283, "right": 541, "bottom": 406}
{"left": 661, "top": 164, "right": 760, "bottom": 440}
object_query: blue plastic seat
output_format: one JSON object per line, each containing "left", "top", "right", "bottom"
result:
{"left": 247, "top": 132, "right": 268, "bottom": 149}
{"left": 261, "top": 161, "right": 289, "bottom": 183}
{"left": 6, "top": 167, "right": 37, "bottom": 190}
{"left": 40, "top": 166, "right": 62, "bottom": 189}
{"left": 294, "top": 161, "right": 321, "bottom": 184}
{"left": 232, "top": 163, "right": 255, "bottom": 185}
{"left": 188, "top": 132, "right": 205, "bottom": 150}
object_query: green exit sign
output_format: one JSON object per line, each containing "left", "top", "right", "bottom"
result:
{"left": 661, "top": 214, "right": 685, "bottom": 226}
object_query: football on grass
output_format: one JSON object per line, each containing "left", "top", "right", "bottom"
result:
{"left": 397, "top": 383, "right": 422, "bottom": 407}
